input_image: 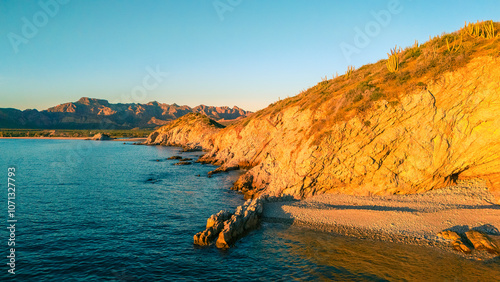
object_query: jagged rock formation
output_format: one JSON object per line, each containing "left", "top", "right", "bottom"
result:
{"left": 193, "top": 105, "right": 249, "bottom": 121}
{"left": 193, "top": 198, "right": 264, "bottom": 248}
{"left": 144, "top": 113, "right": 224, "bottom": 150}
{"left": 193, "top": 210, "right": 233, "bottom": 246}
{"left": 215, "top": 198, "right": 263, "bottom": 249}
{"left": 0, "top": 97, "right": 251, "bottom": 129}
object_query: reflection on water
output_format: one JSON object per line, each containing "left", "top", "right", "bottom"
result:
{"left": 256, "top": 222, "right": 500, "bottom": 281}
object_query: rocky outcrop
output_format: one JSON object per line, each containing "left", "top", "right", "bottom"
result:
{"left": 193, "top": 210, "right": 233, "bottom": 246}
{"left": 193, "top": 198, "right": 264, "bottom": 248}
{"left": 90, "top": 133, "right": 114, "bottom": 140}
{"left": 215, "top": 198, "right": 264, "bottom": 249}
{"left": 144, "top": 113, "right": 224, "bottom": 149}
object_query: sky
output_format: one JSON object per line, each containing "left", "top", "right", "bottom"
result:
{"left": 0, "top": 0, "right": 499, "bottom": 112}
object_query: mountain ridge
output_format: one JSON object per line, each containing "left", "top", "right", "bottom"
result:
{"left": 0, "top": 97, "right": 252, "bottom": 129}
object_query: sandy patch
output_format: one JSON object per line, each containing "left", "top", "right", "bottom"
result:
{"left": 263, "top": 180, "right": 500, "bottom": 257}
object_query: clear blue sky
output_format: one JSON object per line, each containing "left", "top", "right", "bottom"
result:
{"left": 0, "top": 0, "right": 498, "bottom": 111}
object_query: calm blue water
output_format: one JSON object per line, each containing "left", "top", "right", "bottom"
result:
{"left": 1, "top": 140, "right": 499, "bottom": 281}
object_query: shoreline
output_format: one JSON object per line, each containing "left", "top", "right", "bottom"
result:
{"left": 0, "top": 137, "right": 147, "bottom": 142}
{"left": 262, "top": 182, "right": 500, "bottom": 260}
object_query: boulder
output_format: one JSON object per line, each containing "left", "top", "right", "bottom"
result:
{"left": 437, "top": 230, "right": 461, "bottom": 241}
{"left": 437, "top": 230, "right": 473, "bottom": 254}
{"left": 465, "top": 230, "right": 500, "bottom": 255}
{"left": 193, "top": 210, "right": 232, "bottom": 246}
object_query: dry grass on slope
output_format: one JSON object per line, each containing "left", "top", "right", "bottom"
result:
{"left": 157, "top": 112, "right": 225, "bottom": 132}
{"left": 234, "top": 21, "right": 500, "bottom": 144}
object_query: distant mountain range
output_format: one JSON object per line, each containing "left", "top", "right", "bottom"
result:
{"left": 0, "top": 97, "right": 252, "bottom": 129}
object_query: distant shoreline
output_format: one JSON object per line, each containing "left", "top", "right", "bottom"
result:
{"left": 0, "top": 137, "right": 147, "bottom": 142}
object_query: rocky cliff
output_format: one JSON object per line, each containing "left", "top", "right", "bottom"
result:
{"left": 0, "top": 98, "right": 251, "bottom": 129}
{"left": 146, "top": 25, "right": 500, "bottom": 204}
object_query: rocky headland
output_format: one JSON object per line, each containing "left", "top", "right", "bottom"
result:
{"left": 145, "top": 24, "right": 500, "bottom": 252}
{"left": 144, "top": 113, "right": 224, "bottom": 151}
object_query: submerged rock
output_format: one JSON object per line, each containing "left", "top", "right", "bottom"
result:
{"left": 174, "top": 161, "right": 192, "bottom": 166}
{"left": 167, "top": 156, "right": 183, "bottom": 160}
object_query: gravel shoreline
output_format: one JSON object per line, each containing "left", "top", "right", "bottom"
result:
{"left": 262, "top": 180, "right": 500, "bottom": 260}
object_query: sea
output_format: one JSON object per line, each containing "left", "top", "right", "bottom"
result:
{"left": 0, "top": 139, "right": 499, "bottom": 281}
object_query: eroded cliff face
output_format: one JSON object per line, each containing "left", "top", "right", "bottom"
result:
{"left": 198, "top": 56, "right": 500, "bottom": 202}
{"left": 145, "top": 56, "right": 500, "bottom": 203}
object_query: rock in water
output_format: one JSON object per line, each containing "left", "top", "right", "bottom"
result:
{"left": 465, "top": 230, "right": 500, "bottom": 255}
{"left": 174, "top": 161, "right": 192, "bottom": 166}
{"left": 215, "top": 198, "right": 264, "bottom": 249}
{"left": 193, "top": 210, "right": 232, "bottom": 246}
{"left": 193, "top": 197, "right": 264, "bottom": 248}
{"left": 167, "top": 156, "right": 183, "bottom": 160}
